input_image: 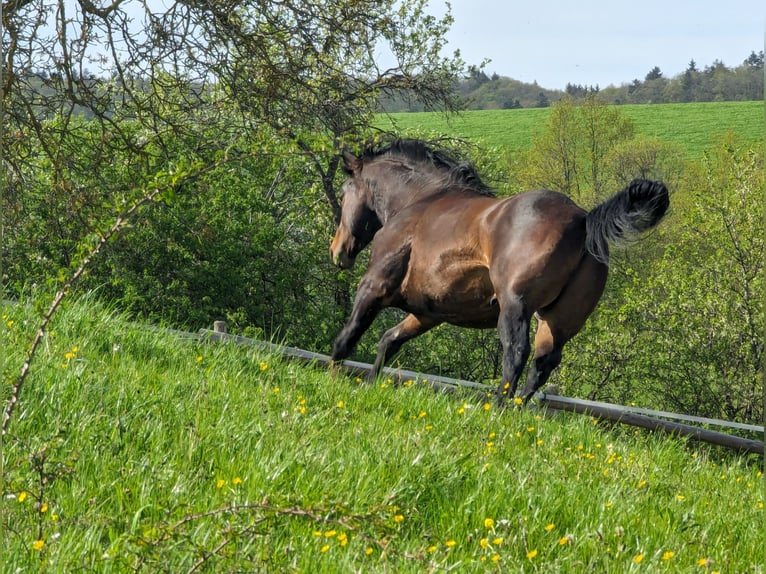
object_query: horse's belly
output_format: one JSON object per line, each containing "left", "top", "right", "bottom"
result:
{"left": 398, "top": 259, "right": 498, "bottom": 328}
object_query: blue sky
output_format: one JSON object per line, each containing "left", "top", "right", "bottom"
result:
{"left": 430, "top": 0, "right": 764, "bottom": 89}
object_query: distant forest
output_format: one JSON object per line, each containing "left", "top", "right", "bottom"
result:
{"left": 378, "top": 50, "right": 764, "bottom": 111}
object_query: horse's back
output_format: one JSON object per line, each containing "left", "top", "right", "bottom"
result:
{"left": 370, "top": 189, "right": 592, "bottom": 325}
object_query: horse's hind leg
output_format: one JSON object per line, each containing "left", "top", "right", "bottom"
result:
{"left": 370, "top": 314, "right": 441, "bottom": 382}
{"left": 519, "top": 318, "right": 566, "bottom": 404}
{"left": 520, "top": 255, "right": 608, "bottom": 404}
{"left": 496, "top": 296, "right": 532, "bottom": 403}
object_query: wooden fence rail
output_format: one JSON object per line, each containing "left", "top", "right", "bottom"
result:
{"left": 200, "top": 322, "right": 763, "bottom": 456}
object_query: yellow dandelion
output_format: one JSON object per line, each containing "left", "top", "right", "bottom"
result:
{"left": 313, "top": 531, "right": 323, "bottom": 537}
{"left": 259, "top": 362, "right": 268, "bottom": 371}
{"left": 527, "top": 426, "right": 535, "bottom": 432}
{"left": 216, "top": 479, "right": 225, "bottom": 488}
{"left": 636, "top": 480, "right": 647, "bottom": 489}
{"left": 491, "top": 554, "right": 500, "bottom": 562}
{"left": 633, "top": 553, "right": 644, "bottom": 564}
{"left": 676, "top": 494, "right": 686, "bottom": 501}
{"left": 526, "top": 549, "right": 538, "bottom": 560}
{"left": 337, "top": 401, "right": 345, "bottom": 409}
{"left": 545, "top": 523, "right": 555, "bottom": 532}
{"left": 320, "top": 544, "right": 330, "bottom": 553}
{"left": 605, "top": 501, "right": 613, "bottom": 509}
{"left": 418, "top": 410, "right": 426, "bottom": 418}
{"left": 480, "top": 538, "right": 489, "bottom": 549}
{"left": 484, "top": 517, "right": 495, "bottom": 529}
{"left": 513, "top": 397, "right": 523, "bottom": 405}
{"left": 232, "top": 477, "right": 243, "bottom": 485}
{"left": 195, "top": 355, "right": 203, "bottom": 363}
{"left": 32, "top": 539, "right": 44, "bottom": 551}
{"left": 65, "top": 351, "right": 76, "bottom": 360}
{"left": 457, "top": 405, "right": 466, "bottom": 415}
{"left": 697, "top": 558, "right": 712, "bottom": 567}
{"left": 427, "top": 545, "right": 438, "bottom": 553}
{"left": 758, "top": 502, "right": 764, "bottom": 509}
{"left": 559, "top": 536, "right": 570, "bottom": 545}
{"left": 445, "top": 539, "right": 456, "bottom": 548}
{"left": 338, "top": 533, "right": 348, "bottom": 546}
{"left": 324, "top": 530, "right": 337, "bottom": 538}
{"left": 365, "top": 547, "right": 374, "bottom": 555}
{"left": 393, "top": 514, "right": 404, "bottom": 523}
{"left": 492, "top": 537, "right": 503, "bottom": 545}
{"left": 483, "top": 402, "right": 491, "bottom": 411}
{"left": 6, "top": 320, "right": 14, "bottom": 328}
{"left": 40, "top": 503, "right": 48, "bottom": 513}
{"left": 18, "top": 491, "right": 27, "bottom": 502}
{"left": 661, "top": 551, "right": 675, "bottom": 561}
{"left": 273, "top": 387, "right": 280, "bottom": 393}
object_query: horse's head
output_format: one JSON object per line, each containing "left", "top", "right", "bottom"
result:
{"left": 330, "top": 149, "right": 382, "bottom": 269}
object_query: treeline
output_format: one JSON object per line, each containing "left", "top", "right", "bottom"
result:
{"left": 381, "top": 51, "right": 765, "bottom": 111}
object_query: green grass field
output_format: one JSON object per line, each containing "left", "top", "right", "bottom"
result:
{"left": 378, "top": 101, "right": 763, "bottom": 158}
{"left": 1, "top": 297, "right": 762, "bottom": 572}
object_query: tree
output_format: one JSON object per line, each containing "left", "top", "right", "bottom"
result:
{"left": 555, "top": 135, "right": 763, "bottom": 425}
{"left": 1, "top": 0, "right": 467, "bottom": 334}
{"left": 514, "top": 95, "right": 634, "bottom": 203}
{"left": 645, "top": 66, "right": 663, "bottom": 81}
{"left": 578, "top": 93, "right": 634, "bottom": 198}
{"left": 743, "top": 50, "right": 764, "bottom": 69}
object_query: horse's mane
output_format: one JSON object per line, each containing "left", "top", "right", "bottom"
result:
{"left": 362, "top": 138, "right": 496, "bottom": 198}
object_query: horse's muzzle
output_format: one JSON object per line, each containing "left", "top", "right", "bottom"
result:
{"left": 331, "top": 246, "right": 354, "bottom": 269}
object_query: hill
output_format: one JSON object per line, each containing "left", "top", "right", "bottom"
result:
{"left": 378, "top": 100, "right": 762, "bottom": 159}
{"left": 1, "top": 297, "right": 762, "bottom": 571}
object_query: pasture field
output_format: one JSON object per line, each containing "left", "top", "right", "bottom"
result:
{"left": 1, "top": 297, "right": 763, "bottom": 572}
{"left": 377, "top": 100, "right": 763, "bottom": 158}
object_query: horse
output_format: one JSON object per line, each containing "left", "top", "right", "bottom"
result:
{"left": 329, "top": 139, "right": 669, "bottom": 404}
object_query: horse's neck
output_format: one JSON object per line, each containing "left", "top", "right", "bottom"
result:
{"left": 372, "top": 173, "right": 446, "bottom": 225}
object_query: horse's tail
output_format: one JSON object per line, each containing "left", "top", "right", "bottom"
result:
{"left": 585, "top": 179, "right": 669, "bottom": 265}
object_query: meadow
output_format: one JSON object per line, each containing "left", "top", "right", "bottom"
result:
{"left": 1, "top": 297, "right": 763, "bottom": 572}
{"left": 378, "top": 100, "right": 763, "bottom": 158}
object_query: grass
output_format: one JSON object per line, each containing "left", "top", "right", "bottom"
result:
{"left": 377, "top": 100, "right": 763, "bottom": 159}
{"left": 1, "top": 296, "right": 763, "bottom": 572}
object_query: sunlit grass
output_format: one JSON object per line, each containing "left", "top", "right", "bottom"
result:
{"left": 1, "top": 296, "right": 762, "bottom": 572}
{"left": 377, "top": 100, "right": 762, "bottom": 159}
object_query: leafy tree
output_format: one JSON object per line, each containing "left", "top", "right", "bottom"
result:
{"left": 645, "top": 66, "right": 663, "bottom": 81}
{"left": 556, "top": 135, "right": 763, "bottom": 424}
{"left": 1, "top": 0, "right": 467, "bottom": 339}
{"left": 513, "top": 96, "right": 634, "bottom": 203}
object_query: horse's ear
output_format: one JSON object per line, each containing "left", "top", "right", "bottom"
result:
{"left": 341, "top": 149, "right": 362, "bottom": 175}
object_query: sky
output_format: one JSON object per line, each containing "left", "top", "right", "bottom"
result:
{"left": 428, "top": 0, "right": 764, "bottom": 89}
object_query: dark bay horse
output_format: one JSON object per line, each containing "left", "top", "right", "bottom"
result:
{"left": 329, "top": 139, "right": 669, "bottom": 403}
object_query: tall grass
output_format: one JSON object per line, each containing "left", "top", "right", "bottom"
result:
{"left": 1, "top": 296, "right": 762, "bottom": 572}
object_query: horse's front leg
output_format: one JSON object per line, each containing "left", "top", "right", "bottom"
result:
{"left": 331, "top": 244, "right": 411, "bottom": 374}
{"left": 331, "top": 277, "right": 385, "bottom": 364}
